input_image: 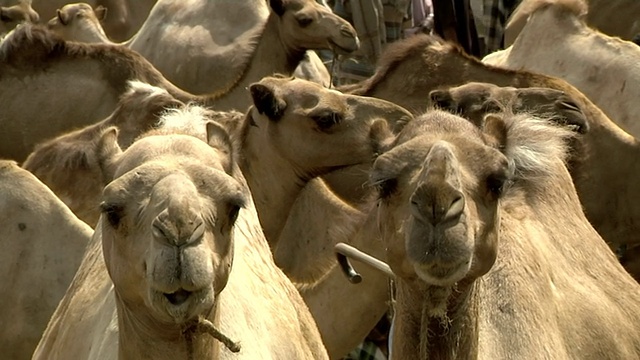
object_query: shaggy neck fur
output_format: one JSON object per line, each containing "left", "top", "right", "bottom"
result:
{"left": 116, "top": 294, "right": 220, "bottom": 360}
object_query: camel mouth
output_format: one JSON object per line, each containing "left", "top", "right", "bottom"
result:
{"left": 164, "top": 289, "right": 193, "bottom": 306}
{"left": 329, "top": 39, "right": 359, "bottom": 55}
{"left": 413, "top": 260, "right": 471, "bottom": 286}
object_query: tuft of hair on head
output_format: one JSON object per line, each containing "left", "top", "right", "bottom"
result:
{"left": 492, "top": 111, "right": 576, "bottom": 184}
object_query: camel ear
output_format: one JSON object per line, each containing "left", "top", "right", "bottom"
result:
{"left": 249, "top": 83, "right": 287, "bottom": 121}
{"left": 429, "top": 89, "right": 454, "bottom": 109}
{"left": 206, "top": 121, "right": 234, "bottom": 173}
{"left": 56, "top": 9, "right": 69, "bottom": 25}
{"left": 96, "top": 127, "right": 123, "bottom": 184}
{"left": 269, "top": 0, "right": 286, "bottom": 17}
{"left": 482, "top": 114, "right": 508, "bottom": 150}
{"left": 94, "top": 5, "right": 107, "bottom": 21}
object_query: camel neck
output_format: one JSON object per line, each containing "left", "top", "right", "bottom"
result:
{"left": 239, "top": 116, "right": 308, "bottom": 247}
{"left": 206, "top": 14, "right": 305, "bottom": 112}
{"left": 116, "top": 294, "right": 220, "bottom": 360}
{"left": 391, "top": 279, "right": 478, "bottom": 359}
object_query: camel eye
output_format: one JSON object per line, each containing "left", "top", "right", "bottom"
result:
{"left": 100, "top": 202, "right": 124, "bottom": 227}
{"left": 313, "top": 112, "right": 342, "bottom": 131}
{"left": 375, "top": 178, "right": 397, "bottom": 199}
{"left": 228, "top": 204, "right": 240, "bottom": 225}
{"left": 486, "top": 173, "right": 507, "bottom": 197}
{"left": 297, "top": 16, "right": 312, "bottom": 27}
{"left": 0, "top": 12, "right": 10, "bottom": 22}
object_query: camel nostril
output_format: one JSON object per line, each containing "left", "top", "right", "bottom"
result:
{"left": 164, "top": 289, "right": 192, "bottom": 306}
{"left": 443, "top": 194, "right": 465, "bottom": 224}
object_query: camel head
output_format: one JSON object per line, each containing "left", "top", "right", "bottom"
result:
{"left": 98, "top": 128, "right": 246, "bottom": 325}
{"left": 0, "top": 0, "right": 39, "bottom": 35}
{"left": 372, "top": 110, "right": 512, "bottom": 288}
{"left": 47, "top": 3, "right": 108, "bottom": 43}
{"left": 248, "top": 76, "right": 412, "bottom": 177}
{"left": 429, "top": 82, "right": 589, "bottom": 134}
{"left": 269, "top": 0, "right": 359, "bottom": 55}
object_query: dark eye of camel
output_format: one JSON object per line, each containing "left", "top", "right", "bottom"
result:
{"left": 487, "top": 172, "right": 508, "bottom": 197}
{"left": 375, "top": 178, "right": 398, "bottom": 200}
{"left": 297, "top": 17, "right": 313, "bottom": 27}
{"left": 100, "top": 202, "right": 124, "bottom": 228}
{"left": 0, "top": 13, "right": 11, "bottom": 22}
{"left": 312, "top": 112, "right": 343, "bottom": 130}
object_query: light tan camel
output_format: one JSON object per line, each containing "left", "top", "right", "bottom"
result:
{"left": 0, "top": 0, "right": 38, "bottom": 35}
{"left": 483, "top": 0, "right": 640, "bottom": 138}
{"left": 344, "top": 34, "right": 640, "bottom": 281}
{"left": 0, "top": 160, "right": 92, "bottom": 360}
{"left": 47, "top": 0, "right": 354, "bottom": 95}
{"left": 373, "top": 110, "right": 640, "bottom": 358}
{"left": 505, "top": 0, "right": 640, "bottom": 45}
{"left": 46, "top": 2, "right": 331, "bottom": 87}
{"left": 22, "top": 81, "right": 184, "bottom": 226}
{"left": 127, "top": 0, "right": 356, "bottom": 96}
{"left": 0, "top": 17, "right": 350, "bottom": 162}
{"left": 34, "top": 118, "right": 329, "bottom": 359}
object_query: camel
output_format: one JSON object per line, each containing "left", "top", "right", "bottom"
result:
{"left": 482, "top": 0, "right": 640, "bottom": 138}
{"left": 45, "top": 0, "right": 356, "bottom": 95}
{"left": 13, "top": 0, "right": 157, "bottom": 41}
{"left": 46, "top": 2, "right": 332, "bottom": 87}
{"left": 0, "top": 9, "right": 352, "bottom": 162}
{"left": 0, "top": 0, "right": 38, "bottom": 35}
{"left": 428, "top": 82, "right": 589, "bottom": 133}
{"left": 0, "top": 160, "right": 92, "bottom": 360}
{"left": 34, "top": 115, "right": 329, "bottom": 359}
{"left": 505, "top": 0, "right": 640, "bottom": 45}
{"left": 373, "top": 109, "right": 640, "bottom": 358}
{"left": 343, "top": 33, "right": 640, "bottom": 280}
{"left": 23, "top": 77, "right": 412, "bottom": 358}
{"left": 22, "top": 81, "right": 184, "bottom": 226}
{"left": 127, "top": 0, "right": 357, "bottom": 96}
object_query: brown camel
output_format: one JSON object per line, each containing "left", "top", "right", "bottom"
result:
{"left": 34, "top": 121, "right": 329, "bottom": 359}
{"left": 343, "top": 33, "right": 640, "bottom": 280}
{"left": 428, "top": 82, "right": 589, "bottom": 133}
{"left": 0, "top": 161, "right": 92, "bottom": 360}
{"left": 373, "top": 109, "right": 640, "bottom": 358}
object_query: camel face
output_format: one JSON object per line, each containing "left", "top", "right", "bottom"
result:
{"left": 430, "top": 82, "right": 589, "bottom": 133}
{"left": 372, "top": 111, "right": 510, "bottom": 286}
{"left": 249, "top": 76, "right": 410, "bottom": 173}
{"left": 270, "top": 0, "right": 359, "bottom": 55}
{"left": 47, "top": 3, "right": 107, "bottom": 43}
{"left": 0, "top": 0, "right": 39, "bottom": 34}
{"left": 99, "top": 133, "right": 246, "bottom": 324}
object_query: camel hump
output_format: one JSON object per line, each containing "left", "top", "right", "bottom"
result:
{"left": 508, "top": 0, "right": 588, "bottom": 28}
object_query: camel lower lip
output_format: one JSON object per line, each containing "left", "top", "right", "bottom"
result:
{"left": 329, "top": 40, "right": 357, "bottom": 55}
{"left": 164, "top": 289, "right": 192, "bottom": 305}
